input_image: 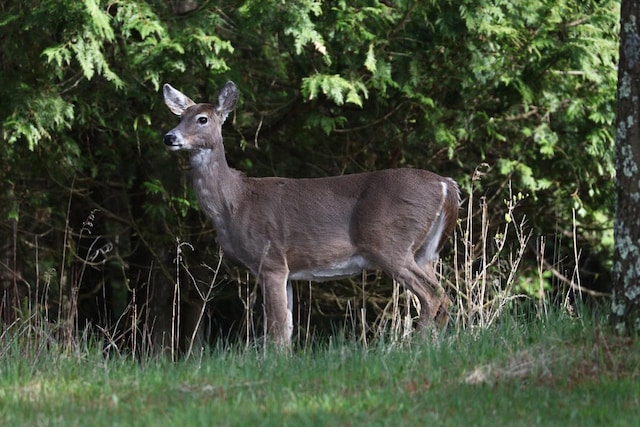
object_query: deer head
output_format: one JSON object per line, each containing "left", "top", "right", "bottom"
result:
{"left": 162, "top": 82, "right": 238, "bottom": 151}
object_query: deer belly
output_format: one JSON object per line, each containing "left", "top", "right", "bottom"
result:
{"left": 288, "top": 255, "right": 372, "bottom": 282}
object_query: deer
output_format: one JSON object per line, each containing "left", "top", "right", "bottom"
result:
{"left": 162, "top": 81, "right": 460, "bottom": 347}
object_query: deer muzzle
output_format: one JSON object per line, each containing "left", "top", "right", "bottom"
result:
{"left": 163, "top": 132, "right": 181, "bottom": 149}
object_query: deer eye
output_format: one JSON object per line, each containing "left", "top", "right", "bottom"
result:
{"left": 197, "top": 116, "right": 208, "bottom": 125}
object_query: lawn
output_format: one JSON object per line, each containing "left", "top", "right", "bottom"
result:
{"left": 1, "top": 313, "right": 638, "bottom": 426}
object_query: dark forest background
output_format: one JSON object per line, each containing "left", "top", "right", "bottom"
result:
{"left": 0, "top": 0, "right": 619, "bottom": 353}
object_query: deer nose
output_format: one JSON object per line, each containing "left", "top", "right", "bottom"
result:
{"left": 163, "top": 133, "right": 177, "bottom": 146}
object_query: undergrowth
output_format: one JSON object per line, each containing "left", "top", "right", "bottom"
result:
{"left": 0, "top": 170, "right": 608, "bottom": 358}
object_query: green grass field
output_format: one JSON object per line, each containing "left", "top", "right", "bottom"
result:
{"left": 1, "top": 312, "right": 638, "bottom": 426}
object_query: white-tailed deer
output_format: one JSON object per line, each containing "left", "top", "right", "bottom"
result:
{"left": 163, "top": 81, "right": 460, "bottom": 346}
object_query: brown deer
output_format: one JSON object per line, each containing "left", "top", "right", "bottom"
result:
{"left": 162, "top": 81, "right": 460, "bottom": 346}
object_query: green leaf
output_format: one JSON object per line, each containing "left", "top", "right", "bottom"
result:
{"left": 301, "top": 74, "right": 367, "bottom": 107}
{"left": 364, "top": 43, "right": 377, "bottom": 73}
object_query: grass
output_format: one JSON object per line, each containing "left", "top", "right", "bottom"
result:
{"left": 2, "top": 311, "right": 639, "bottom": 426}
{"left": 1, "top": 180, "right": 629, "bottom": 425}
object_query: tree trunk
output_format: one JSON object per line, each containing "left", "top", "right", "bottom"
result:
{"left": 612, "top": 0, "right": 640, "bottom": 333}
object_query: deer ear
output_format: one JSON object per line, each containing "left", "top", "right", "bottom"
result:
{"left": 163, "top": 84, "right": 195, "bottom": 116}
{"left": 216, "top": 81, "right": 239, "bottom": 122}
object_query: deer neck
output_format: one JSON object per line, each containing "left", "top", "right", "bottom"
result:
{"left": 189, "top": 147, "right": 242, "bottom": 221}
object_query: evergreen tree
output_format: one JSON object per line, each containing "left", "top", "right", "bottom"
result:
{"left": 612, "top": 0, "right": 640, "bottom": 333}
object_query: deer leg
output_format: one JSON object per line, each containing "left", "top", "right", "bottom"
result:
{"left": 366, "top": 249, "right": 438, "bottom": 330}
{"left": 417, "top": 261, "right": 451, "bottom": 328}
{"left": 286, "top": 280, "right": 294, "bottom": 341}
{"left": 399, "top": 270, "right": 439, "bottom": 328}
{"left": 392, "top": 261, "right": 448, "bottom": 332}
{"left": 260, "top": 269, "right": 292, "bottom": 347}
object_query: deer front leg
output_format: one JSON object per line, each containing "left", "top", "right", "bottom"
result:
{"left": 260, "top": 269, "right": 292, "bottom": 347}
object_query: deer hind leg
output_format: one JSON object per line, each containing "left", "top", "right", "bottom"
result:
{"left": 260, "top": 269, "right": 292, "bottom": 347}
{"left": 286, "top": 281, "right": 294, "bottom": 341}
{"left": 371, "top": 253, "right": 441, "bottom": 331}
{"left": 414, "top": 239, "right": 451, "bottom": 328}
{"left": 380, "top": 253, "right": 451, "bottom": 334}
{"left": 417, "top": 260, "right": 451, "bottom": 328}
{"left": 395, "top": 264, "right": 442, "bottom": 329}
